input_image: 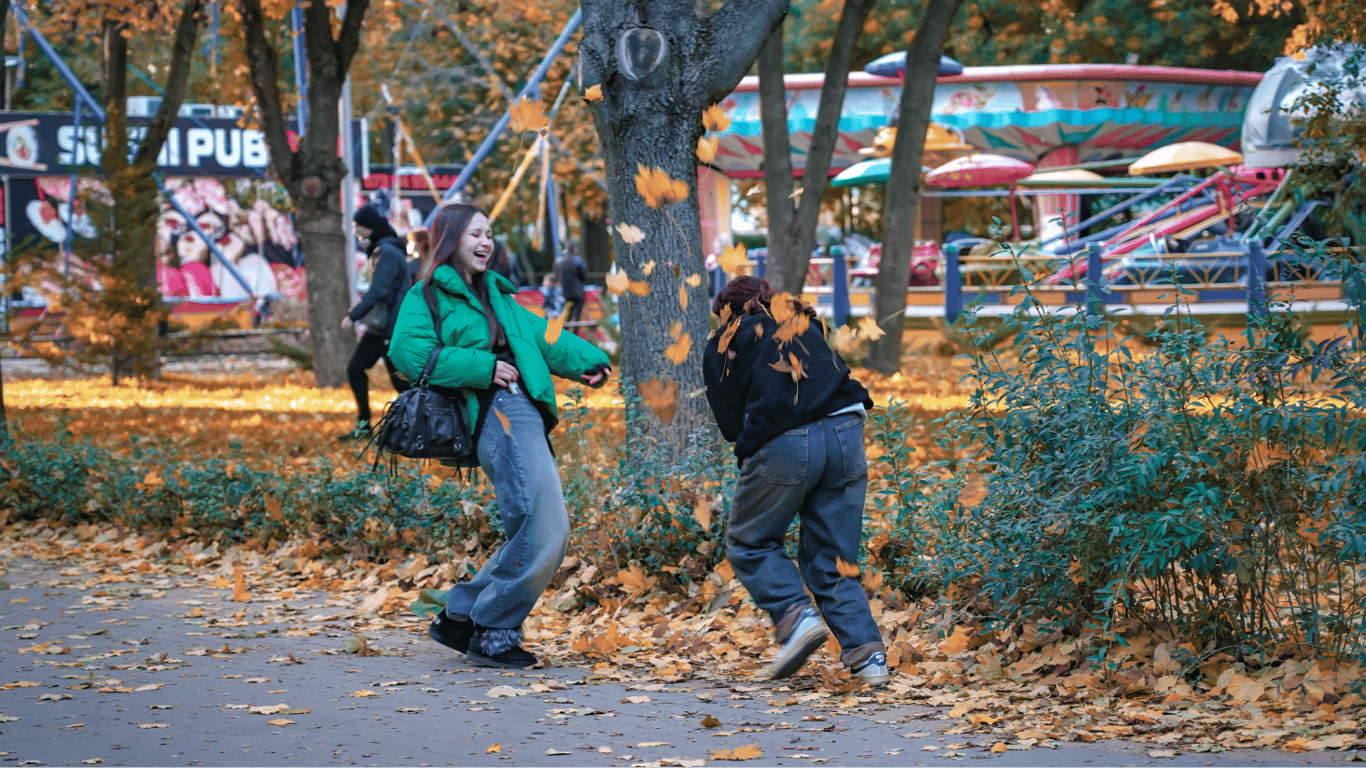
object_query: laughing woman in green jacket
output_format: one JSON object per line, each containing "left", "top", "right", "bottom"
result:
{"left": 388, "top": 203, "right": 611, "bottom": 668}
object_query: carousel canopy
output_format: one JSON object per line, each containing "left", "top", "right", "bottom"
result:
{"left": 711, "top": 65, "right": 1261, "bottom": 178}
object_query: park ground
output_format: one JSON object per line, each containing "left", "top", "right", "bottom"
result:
{"left": 1, "top": 347, "right": 1364, "bottom": 766}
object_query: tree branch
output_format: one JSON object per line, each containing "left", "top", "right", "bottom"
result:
{"left": 238, "top": 0, "right": 296, "bottom": 184}
{"left": 699, "top": 0, "right": 788, "bottom": 103}
{"left": 135, "top": 0, "right": 204, "bottom": 168}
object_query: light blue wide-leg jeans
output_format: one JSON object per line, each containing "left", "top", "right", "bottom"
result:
{"left": 445, "top": 387, "right": 569, "bottom": 629}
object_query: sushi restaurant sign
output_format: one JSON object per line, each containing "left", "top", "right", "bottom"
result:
{"left": 0, "top": 112, "right": 365, "bottom": 177}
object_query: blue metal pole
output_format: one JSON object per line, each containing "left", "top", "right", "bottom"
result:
{"left": 831, "top": 246, "right": 850, "bottom": 327}
{"left": 754, "top": 250, "right": 766, "bottom": 279}
{"left": 11, "top": 4, "right": 105, "bottom": 121}
{"left": 944, "top": 243, "right": 962, "bottom": 324}
{"left": 545, "top": 176, "right": 560, "bottom": 266}
{"left": 1247, "top": 240, "right": 1268, "bottom": 318}
{"left": 427, "top": 8, "right": 582, "bottom": 224}
{"left": 292, "top": 3, "right": 308, "bottom": 133}
{"left": 1086, "top": 242, "right": 1104, "bottom": 315}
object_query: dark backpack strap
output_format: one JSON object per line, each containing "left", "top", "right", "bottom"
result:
{"left": 418, "top": 282, "right": 445, "bottom": 387}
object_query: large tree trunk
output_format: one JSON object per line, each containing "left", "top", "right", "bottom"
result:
{"left": 580, "top": 0, "right": 788, "bottom": 462}
{"left": 760, "top": 0, "right": 874, "bottom": 297}
{"left": 239, "top": 0, "right": 368, "bottom": 388}
{"left": 866, "top": 0, "right": 962, "bottom": 373}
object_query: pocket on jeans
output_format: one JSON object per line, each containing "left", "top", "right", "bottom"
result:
{"left": 833, "top": 417, "right": 868, "bottom": 478}
{"left": 757, "top": 429, "right": 808, "bottom": 485}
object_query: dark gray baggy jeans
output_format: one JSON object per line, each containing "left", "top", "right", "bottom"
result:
{"left": 445, "top": 387, "right": 569, "bottom": 629}
{"left": 726, "top": 412, "right": 884, "bottom": 659}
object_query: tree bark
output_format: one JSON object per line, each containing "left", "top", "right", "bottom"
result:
{"left": 757, "top": 28, "right": 796, "bottom": 288}
{"left": 760, "top": 0, "right": 875, "bottom": 296}
{"left": 865, "top": 0, "right": 962, "bottom": 373}
{"left": 580, "top": 0, "right": 788, "bottom": 461}
{"left": 239, "top": 0, "right": 369, "bottom": 388}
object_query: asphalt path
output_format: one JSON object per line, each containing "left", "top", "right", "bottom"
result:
{"left": 0, "top": 558, "right": 1351, "bottom": 767}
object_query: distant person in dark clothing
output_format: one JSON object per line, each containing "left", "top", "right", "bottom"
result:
{"left": 557, "top": 245, "right": 588, "bottom": 330}
{"left": 341, "top": 204, "right": 413, "bottom": 437}
{"left": 489, "top": 240, "right": 527, "bottom": 289}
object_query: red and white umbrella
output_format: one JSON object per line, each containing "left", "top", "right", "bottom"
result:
{"left": 926, "top": 153, "right": 1036, "bottom": 239}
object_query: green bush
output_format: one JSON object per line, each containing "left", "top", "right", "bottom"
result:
{"left": 0, "top": 437, "right": 496, "bottom": 554}
{"left": 884, "top": 241, "right": 1366, "bottom": 662}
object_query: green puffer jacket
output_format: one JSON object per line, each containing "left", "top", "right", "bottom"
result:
{"left": 388, "top": 264, "right": 610, "bottom": 436}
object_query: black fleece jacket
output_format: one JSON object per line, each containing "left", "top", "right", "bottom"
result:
{"left": 703, "top": 313, "right": 872, "bottom": 464}
{"left": 347, "top": 235, "right": 411, "bottom": 338}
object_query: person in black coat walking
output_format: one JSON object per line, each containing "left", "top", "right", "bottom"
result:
{"left": 341, "top": 204, "right": 413, "bottom": 435}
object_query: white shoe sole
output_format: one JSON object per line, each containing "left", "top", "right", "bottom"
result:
{"left": 768, "top": 623, "right": 829, "bottom": 680}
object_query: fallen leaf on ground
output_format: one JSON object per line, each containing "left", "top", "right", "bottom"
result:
{"left": 711, "top": 743, "right": 762, "bottom": 761}
{"left": 267, "top": 718, "right": 294, "bottom": 726}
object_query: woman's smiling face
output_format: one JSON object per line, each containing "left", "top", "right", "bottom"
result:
{"left": 456, "top": 213, "right": 494, "bottom": 274}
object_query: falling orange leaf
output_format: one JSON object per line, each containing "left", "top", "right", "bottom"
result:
{"left": 679, "top": 284, "right": 689, "bottom": 311}
{"left": 835, "top": 556, "right": 860, "bottom": 578}
{"left": 774, "top": 312, "right": 810, "bottom": 344}
{"left": 669, "top": 321, "right": 683, "bottom": 338}
{"left": 857, "top": 315, "right": 886, "bottom": 341}
{"left": 494, "top": 408, "right": 512, "bottom": 435}
{"left": 696, "top": 135, "right": 719, "bottom": 164}
{"left": 232, "top": 563, "right": 251, "bottom": 602}
{"left": 627, "top": 280, "right": 651, "bottom": 296}
{"left": 508, "top": 97, "right": 548, "bottom": 132}
{"left": 639, "top": 378, "right": 678, "bottom": 424}
{"left": 717, "top": 244, "right": 748, "bottom": 275}
{"left": 665, "top": 333, "right": 691, "bottom": 365}
{"left": 770, "top": 292, "right": 796, "bottom": 324}
{"left": 634, "top": 165, "right": 689, "bottom": 208}
{"left": 684, "top": 272, "right": 702, "bottom": 288}
{"left": 642, "top": 260, "right": 656, "bottom": 276}
{"left": 769, "top": 353, "right": 805, "bottom": 384}
{"left": 583, "top": 84, "right": 603, "bottom": 103}
{"left": 717, "top": 320, "right": 740, "bottom": 355}
{"left": 711, "top": 743, "right": 761, "bottom": 761}
{"left": 615, "top": 223, "right": 645, "bottom": 244}
{"left": 832, "top": 325, "right": 859, "bottom": 354}
{"left": 545, "top": 309, "right": 568, "bottom": 345}
{"left": 702, "top": 103, "right": 732, "bottom": 132}
{"left": 605, "top": 271, "right": 630, "bottom": 296}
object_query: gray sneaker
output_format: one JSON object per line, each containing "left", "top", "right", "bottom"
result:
{"left": 850, "top": 650, "right": 890, "bottom": 686}
{"left": 768, "top": 606, "right": 828, "bottom": 680}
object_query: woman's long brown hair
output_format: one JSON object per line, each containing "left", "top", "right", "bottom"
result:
{"left": 424, "top": 203, "right": 506, "bottom": 349}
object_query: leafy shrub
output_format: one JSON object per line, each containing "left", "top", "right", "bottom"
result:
{"left": 0, "top": 436, "right": 495, "bottom": 556}
{"left": 884, "top": 241, "right": 1366, "bottom": 662}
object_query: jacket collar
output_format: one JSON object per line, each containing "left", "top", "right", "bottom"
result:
{"left": 432, "top": 264, "right": 517, "bottom": 298}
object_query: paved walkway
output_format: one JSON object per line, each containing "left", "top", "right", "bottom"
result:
{"left": 0, "top": 558, "right": 1344, "bottom": 767}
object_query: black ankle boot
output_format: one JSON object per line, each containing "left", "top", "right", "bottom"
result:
{"left": 427, "top": 612, "right": 475, "bottom": 655}
{"left": 466, "top": 627, "right": 536, "bottom": 668}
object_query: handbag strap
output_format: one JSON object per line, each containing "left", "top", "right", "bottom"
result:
{"left": 417, "top": 282, "right": 445, "bottom": 387}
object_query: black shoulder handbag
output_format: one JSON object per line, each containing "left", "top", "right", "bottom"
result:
{"left": 369, "top": 282, "right": 476, "bottom": 468}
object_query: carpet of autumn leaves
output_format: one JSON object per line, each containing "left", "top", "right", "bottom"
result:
{"left": 4, "top": 356, "right": 1366, "bottom": 757}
